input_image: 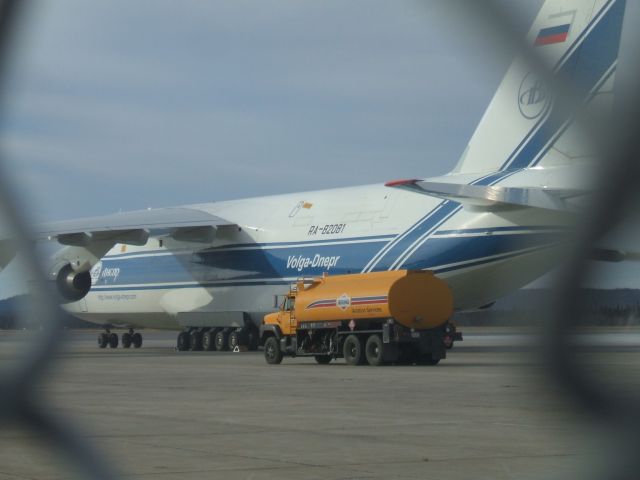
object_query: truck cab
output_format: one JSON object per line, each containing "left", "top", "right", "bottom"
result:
{"left": 263, "top": 293, "right": 297, "bottom": 336}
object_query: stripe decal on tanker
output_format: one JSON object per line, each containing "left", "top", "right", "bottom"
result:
{"left": 362, "top": 0, "right": 623, "bottom": 273}
{"left": 306, "top": 296, "right": 388, "bottom": 310}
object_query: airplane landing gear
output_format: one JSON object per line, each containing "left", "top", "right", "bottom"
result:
{"left": 99, "top": 328, "right": 142, "bottom": 349}
{"left": 177, "top": 331, "right": 190, "bottom": 351}
{"left": 177, "top": 326, "right": 258, "bottom": 353}
{"left": 122, "top": 331, "right": 132, "bottom": 348}
{"left": 98, "top": 329, "right": 118, "bottom": 348}
{"left": 122, "top": 329, "right": 143, "bottom": 348}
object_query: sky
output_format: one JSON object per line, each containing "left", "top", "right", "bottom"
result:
{"left": 0, "top": 0, "right": 542, "bottom": 222}
{"left": 0, "top": 0, "right": 638, "bottom": 296}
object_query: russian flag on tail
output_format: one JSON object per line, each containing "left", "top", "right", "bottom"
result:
{"left": 535, "top": 23, "right": 571, "bottom": 46}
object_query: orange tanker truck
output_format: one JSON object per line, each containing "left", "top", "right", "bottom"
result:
{"left": 259, "top": 270, "right": 462, "bottom": 366}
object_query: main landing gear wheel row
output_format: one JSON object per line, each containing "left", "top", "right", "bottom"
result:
{"left": 98, "top": 330, "right": 143, "bottom": 349}
{"left": 98, "top": 331, "right": 119, "bottom": 349}
{"left": 122, "top": 330, "right": 143, "bottom": 349}
{"left": 177, "top": 328, "right": 260, "bottom": 352}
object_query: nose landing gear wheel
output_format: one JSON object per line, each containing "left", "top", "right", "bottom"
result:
{"left": 132, "top": 332, "right": 143, "bottom": 348}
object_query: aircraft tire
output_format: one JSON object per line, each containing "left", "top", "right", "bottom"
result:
{"left": 97, "top": 333, "right": 108, "bottom": 349}
{"left": 365, "top": 334, "right": 385, "bottom": 366}
{"left": 214, "top": 330, "right": 229, "bottom": 351}
{"left": 343, "top": 334, "right": 365, "bottom": 366}
{"left": 132, "top": 332, "right": 142, "bottom": 348}
{"left": 228, "top": 330, "right": 242, "bottom": 350}
{"left": 177, "top": 332, "right": 190, "bottom": 351}
{"left": 108, "top": 333, "right": 119, "bottom": 349}
{"left": 202, "top": 331, "right": 215, "bottom": 351}
{"left": 264, "top": 336, "right": 283, "bottom": 364}
{"left": 122, "top": 332, "right": 132, "bottom": 348}
{"left": 190, "top": 331, "right": 203, "bottom": 351}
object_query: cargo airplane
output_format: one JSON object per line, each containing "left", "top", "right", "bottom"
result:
{"left": 0, "top": 0, "right": 628, "bottom": 352}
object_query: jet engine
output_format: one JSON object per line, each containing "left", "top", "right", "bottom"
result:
{"left": 52, "top": 263, "right": 92, "bottom": 302}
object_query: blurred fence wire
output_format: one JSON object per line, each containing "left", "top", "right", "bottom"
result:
{"left": 0, "top": 0, "right": 638, "bottom": 479}
{"left": 451, "top": 1, "right": 640, "bottom": 479}
{"left": 0, "top": 1, "right": 116, "bottom": 478}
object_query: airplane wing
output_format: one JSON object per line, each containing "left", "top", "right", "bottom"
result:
{"left": 34, "top": 206, "right": 235, "bottom": 245}
{"left": 0, "top": 206, "right": 236, "bottom": 272}
{"left": 384, "top": 179, "right": 586, "bottom": 213}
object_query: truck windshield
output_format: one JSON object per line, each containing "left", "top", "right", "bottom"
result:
{"left": 283, "top": 297, "right": 295, "bottom": 311}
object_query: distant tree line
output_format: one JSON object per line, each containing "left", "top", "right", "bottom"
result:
{"left": 454, "top": 303, "right": 640, "bottom": 326}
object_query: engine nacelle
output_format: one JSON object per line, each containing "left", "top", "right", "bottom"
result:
{"left": 53, "top": 263, "right": 92, "bottom": 303}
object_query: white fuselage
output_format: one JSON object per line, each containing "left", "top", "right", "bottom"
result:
{"left": 64, "top": 175, "right": 568, "bottom": 329}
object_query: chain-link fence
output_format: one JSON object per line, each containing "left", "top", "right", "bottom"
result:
{"left": 1, "top": 1, "right": 638, "bottom": 478}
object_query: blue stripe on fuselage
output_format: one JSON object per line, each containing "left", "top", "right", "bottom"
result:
{"left": 91, "top": 229, "right": 565, "bottom": 291}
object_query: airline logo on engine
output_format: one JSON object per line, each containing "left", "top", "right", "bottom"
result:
{"left": 90, "top": 262, "right": 102, "bottom": 285}
{"left": 286, "top": 254, "right": 340, "bottom": 272}
{"left": 90, "top": 261, "right": 121, "bottom": 284}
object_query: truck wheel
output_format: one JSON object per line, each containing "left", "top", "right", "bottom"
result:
{"left": 264, "top": 336, "right": 283, "bottom": 364}
{"left": 343, "top": 334, "right": 365, "bottom": 366}
{"left": 365, "top": 334, "right": 385, "bottom": 366}
{"left": 214, "top": 330, "right": 229, "bottom": 351}
{"left": 202, "top": 331, "right": 215, "bottom": 351}
{"left": 314, "top": 355, "right": 332, "bottom": 364}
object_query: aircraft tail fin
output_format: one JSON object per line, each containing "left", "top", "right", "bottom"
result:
{"left": 451, "top": 0, "right": 626, "bottom": 176}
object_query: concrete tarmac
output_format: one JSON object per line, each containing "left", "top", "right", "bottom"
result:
{"left": 1, "top": 328, "right": 639, "bottom": 480}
